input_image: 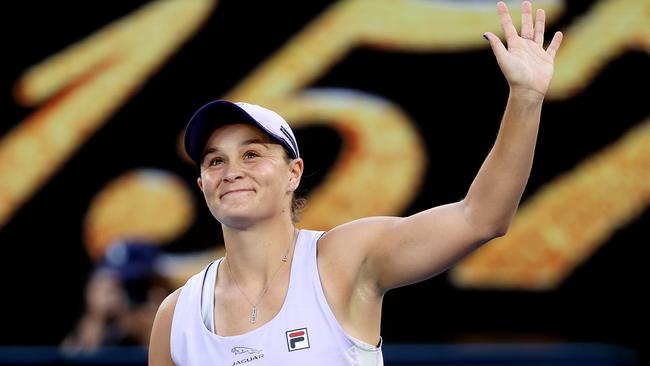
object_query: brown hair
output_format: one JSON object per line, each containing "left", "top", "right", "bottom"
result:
{"left": 283, "top": 151, "right": 306, "bottom": 223}
{"left": 290, "top": 195, "right": 307, "bottom": 223}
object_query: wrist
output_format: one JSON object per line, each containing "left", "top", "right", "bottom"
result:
{"left": 508, "top": 87, "right": 545, "bottom": 105}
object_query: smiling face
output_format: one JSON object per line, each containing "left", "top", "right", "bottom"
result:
{"left": 197, "top": 123, "right": 303, "bottom": 229}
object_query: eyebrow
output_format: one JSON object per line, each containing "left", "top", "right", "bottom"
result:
{"left": 201, "top": 139, "right": 270, "bottom": 162}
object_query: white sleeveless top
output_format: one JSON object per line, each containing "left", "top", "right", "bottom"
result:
{"left": 170, "top": 229, "right": 384, "bottom": 365}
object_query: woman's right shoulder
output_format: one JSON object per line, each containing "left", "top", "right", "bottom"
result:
{"left": 155, "top": 261, "right": 214, "bottom": 316}
{"left": 149, "top": 287, "right": 183, "bottom": 366}
{"left": 153, "top": 287, "right": 183, "bottom": 327}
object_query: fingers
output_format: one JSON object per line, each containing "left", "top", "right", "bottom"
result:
{"left": 520, "top": 1, "right": 534, "bottom": 40}
{"left": 497, "top": 2, "right": 518, "bottom": 41}
{"left": 495, "top": 1, "right": 562, "bottom": 57}
{"left": 533, "top": 9, "right": 545, "bottom": 45}
{"left": 546, "top": 31, "right": 563, "bottom": 58}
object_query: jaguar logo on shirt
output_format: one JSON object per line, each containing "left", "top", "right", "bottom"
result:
{"left": 231, "top": 347, "right": 264, "bottom": 365}
{"left": 286, "top": 327, "right": 310, "bottom": 351}
{"left": 231, "top": 347, "right": 262, "bottom": 355}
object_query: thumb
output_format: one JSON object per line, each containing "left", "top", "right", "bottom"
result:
{"left": 483, "top": 32, "right": 508, "bottom": 62}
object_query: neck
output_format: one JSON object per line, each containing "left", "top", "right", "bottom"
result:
{"left": 221, "top": 218, "right": 298, "bottom": 285}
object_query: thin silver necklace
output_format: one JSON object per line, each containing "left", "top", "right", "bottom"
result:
{"left": 225, "top": 234, "right": 294, "bottom": 324}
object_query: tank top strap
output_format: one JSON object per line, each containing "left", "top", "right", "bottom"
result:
{"left": 294, "top": 229, "right": 324, "bottom": 262}
{"left": 200, "top": 257, "right": 223, "bottom": 333}
{"left": 288, "top": 229, "right": 325, "bottom": 290}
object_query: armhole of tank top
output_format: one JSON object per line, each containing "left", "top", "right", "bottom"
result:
{"left": 200, "top": 259, "right": 221, "bottom": 334}
{"left": 314, "top": 230, "right": 383, "bottom": 351}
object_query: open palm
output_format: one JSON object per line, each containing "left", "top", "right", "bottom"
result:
{"left": 484, "top": 1, "right": 563, "bottom": 98}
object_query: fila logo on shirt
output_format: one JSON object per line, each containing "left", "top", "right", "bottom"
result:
{"left": 286, "top": 327, "right": 310, "bottom": 351}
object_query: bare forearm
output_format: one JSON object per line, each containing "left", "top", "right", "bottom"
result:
{"left": 463, "top": 89, "right": 543, "bottom": 236}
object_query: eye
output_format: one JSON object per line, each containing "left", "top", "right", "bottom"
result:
{"left": 208, "top": 157, "right": 224, "bottom": 166}
{"left": 243, "top": 151, "right": 259, "bottom": 159}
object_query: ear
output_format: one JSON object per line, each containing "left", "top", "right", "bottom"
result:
{"left": 288, "top": 158, "right": 304, "bottom": 192}
{"left": 197, "top": 176, "right": 204, "bottom": 191}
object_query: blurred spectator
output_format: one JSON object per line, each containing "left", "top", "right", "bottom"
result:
{"left": 61, "top": 241, "right": 171, "bottom": 351}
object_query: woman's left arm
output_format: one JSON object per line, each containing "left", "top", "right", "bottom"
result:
{"left": 323, "top": 1, "right": 563, "bottom": 294}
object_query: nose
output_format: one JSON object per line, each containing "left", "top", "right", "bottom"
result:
{"left": 222, "top": 162, "right": 244, "bottom": 183}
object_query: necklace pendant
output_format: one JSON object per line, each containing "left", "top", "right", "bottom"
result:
{"left": 250, "top": 306, "right": 257, "bottom": 324}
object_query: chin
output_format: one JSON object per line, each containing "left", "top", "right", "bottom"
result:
{"left": 214, "top": 207, "right": 265, "bottom": 229}
{"left": 218, "top": 214, "right": 261, "bottom": 230}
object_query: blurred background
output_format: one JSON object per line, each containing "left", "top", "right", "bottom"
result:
{"left": 1, "top": 0, "right": 648, "bottom": 364}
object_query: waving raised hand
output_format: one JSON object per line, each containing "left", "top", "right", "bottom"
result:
{"left": 484, "top": 1, "right": 563, "bottom": 98}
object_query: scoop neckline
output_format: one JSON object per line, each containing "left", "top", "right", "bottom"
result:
{"left": 197, "top": 229, "right": 302, "bottom": 340}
